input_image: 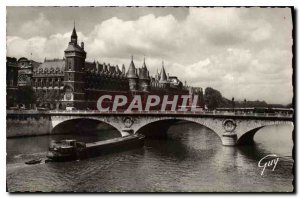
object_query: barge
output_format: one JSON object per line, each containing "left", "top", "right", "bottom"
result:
{"left": 47, "top": 134, "right": 145, "bottom": 161}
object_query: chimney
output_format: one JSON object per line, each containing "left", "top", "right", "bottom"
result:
{"left": 81, "top": 42, "right": 84, "bottom": 49}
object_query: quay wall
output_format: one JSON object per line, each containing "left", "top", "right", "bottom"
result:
{"left": 6, "top": 110, "right": 114, "bottom": 138}
{"left": 6, "top": 111, "right": 53, "bottom": 138}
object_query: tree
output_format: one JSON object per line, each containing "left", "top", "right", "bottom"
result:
{"left": 47, "top": 90, "right": 59, "bottom": 109}
{"left": 204, "top": 87, "right": 223, "bottom": 110}
{"left": 16, "top": 86, "right": 36, "bottom": 108}
{"left": 35, "top": 89, "right": 46, "bottom": 107}
{"left": 35, "top": 89, "right": 60, "bottom": 109}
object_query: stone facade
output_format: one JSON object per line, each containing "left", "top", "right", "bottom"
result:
{"left": 7, "top": 24, "right": 204, "bottom": 110}
{"left": 6, "top": 57, "right": 19, "bottom": 107}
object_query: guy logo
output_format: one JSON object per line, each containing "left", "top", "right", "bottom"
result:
{"left": 258, "top": 154, "right": 279, "bottom": 176}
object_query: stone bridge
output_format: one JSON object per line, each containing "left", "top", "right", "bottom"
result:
{"left": 49, "top": 111, "right": 293, "bottom": 146}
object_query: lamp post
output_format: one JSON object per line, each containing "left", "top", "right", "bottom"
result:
{"left": 232, "top": 97, "right": 235, "bottom": 113}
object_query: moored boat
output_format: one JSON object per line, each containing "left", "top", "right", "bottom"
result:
{"left": 25, "top": 159, "right": 42, "bottom": 165}
{"left": 47, "top": 134, "right": 145, "bottom": 161}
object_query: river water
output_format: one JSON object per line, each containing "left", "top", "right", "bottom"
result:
{"left": 6, "top": 122, "right": 294, "bottom": 192}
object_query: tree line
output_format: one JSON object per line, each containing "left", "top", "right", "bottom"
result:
{"left": 203, "top": 87, "right": 292, "bottom": 110}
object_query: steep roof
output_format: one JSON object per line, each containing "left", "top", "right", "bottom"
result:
{"left": 38, "top": 59, "right": 65, "bottom": 70}
{"left": 159, "top": 61, "right": 168, "bottom": 83}
{"left": 126, "top": 56, "right": 137, "bottom": 78}
{"left": 142, "top": 57, "right": 147, "bottom": 69}
{"left": 30, "top": 60, "right": 42, "bottom": 69}
{"left": 71, "top": 26, "right": 77, "bottom": 39}
{"left": 65, "top": 24, "right": 85, "bottom": 53}
{"left": 64, "top": 43, "right": 85, "bottom": 53}
{"left": 139, "top": 58, "right": 150, "bottom": 80}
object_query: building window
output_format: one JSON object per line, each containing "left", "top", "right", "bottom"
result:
{"left": 68, "top": 61, "right": 71, "bottom": 70}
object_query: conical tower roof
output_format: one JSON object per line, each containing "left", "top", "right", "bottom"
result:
{"left": 65, "top": 22, "right": 85, "bottom": 54}
{"left": 71, "top": 22, "right": 77, "bottom": 39}
{"left": 126, "top": 56, "right": 138, "bottom": 78}
{"left": 139, "top": 57, "right": 150, "bottom": 80}
{"left": 142, "top": 57, "right": 147, "bottom": 69}
{"left": 159, "top": 61, "right": 168, "bottom": 83}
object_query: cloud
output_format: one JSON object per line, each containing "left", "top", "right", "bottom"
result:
{"left": 6, "top": 8, "right": 293, "bottom": 104}
{"left": 19, "top": 13, "right": 51, "bottom": 38}
{"left": 86, "top": 14, "right": 182, "bottom": 59}
{"left": 250, "top": 22, "right": 272, "bottom": 42}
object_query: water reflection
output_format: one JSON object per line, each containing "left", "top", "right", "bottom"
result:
{"left": 6, "top": 122, "right": 293, "bottom": 192}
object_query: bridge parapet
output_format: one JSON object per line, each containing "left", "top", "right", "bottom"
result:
{"left": 7, "top": 109, "right": 293, "bottom": 119}
{"left": 46, "top": 110, "right": 293, "bottom": 119}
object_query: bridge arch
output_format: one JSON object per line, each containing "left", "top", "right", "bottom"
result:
{"left": 237, "top": 126, "right": 264, "bottom": 145}
{"left": 134, "top": 117, "right": 223, "bottom": 142}
{"left": 48, "top": 112, "right": 293, "bottom": 146}
{"left": 236, "top": 122, "right": 293, "bottom": 145}
{"left": 51, "top": 117, "right": 123, "bottom": 137}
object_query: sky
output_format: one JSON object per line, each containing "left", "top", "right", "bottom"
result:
{"left": 6, "top": 7, "right": 293, "bottom": 105}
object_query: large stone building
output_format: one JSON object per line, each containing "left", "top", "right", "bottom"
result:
{"left": 6, "top": 57, "right": 19, "bottom": 107}
{"left": 7, "top": 25, "right": 204, "bottom": 110}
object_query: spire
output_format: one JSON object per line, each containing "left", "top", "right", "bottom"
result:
{"left": 156, "top": 67, "right": 160, "bottom": 80}
{"left": 126, "top": 56, "right": 137, "bottom": 78}
{"left": 142, "top": 56, "right": 147, "bottom": 69}
{"left": 159, "top": 61, "right": 168, "bottom": 83}
{"left": 71, "top": 21, "right": 78, "bottom": 44}
{"left": 139, "top": 56, "right": 149, "bottom": 80}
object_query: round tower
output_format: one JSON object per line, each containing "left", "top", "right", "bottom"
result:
{"left": 126, "top": 56, "right": 138, "bottom": 91}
